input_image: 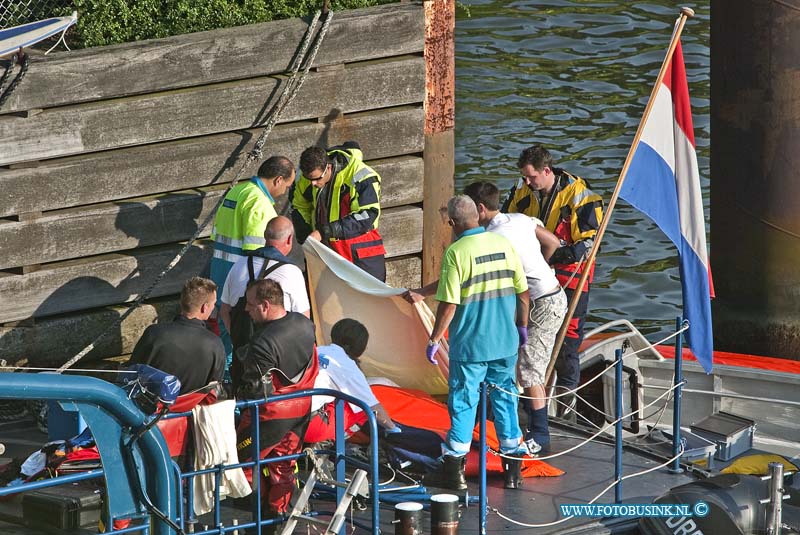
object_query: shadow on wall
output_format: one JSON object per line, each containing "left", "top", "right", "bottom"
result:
{"left": 0, "top": 193, "right": 206, "bottom": 370}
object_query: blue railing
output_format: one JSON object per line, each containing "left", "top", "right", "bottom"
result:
{"left": 169, "top": 388, "right": 381, "bottom": 535}
{"left": 0, "top": 377, "right": 384, "bottom": 535}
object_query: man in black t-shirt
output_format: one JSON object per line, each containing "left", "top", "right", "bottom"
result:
{"left": 235, "top": 278, "right": 317, "bottom": 523}
{"left": 129, "top": 277, "right": 225, "bottom": 394}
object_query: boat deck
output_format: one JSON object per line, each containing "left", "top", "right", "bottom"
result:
{"left": 0, "top": 417, "right": 699, "bottom": 534}
{"left": 361, "top": 421, "right": 698, "bottom": 534}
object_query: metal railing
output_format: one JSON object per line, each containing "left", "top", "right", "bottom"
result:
{"left": 0, "top": 383, "right": 383, "bottom": 535}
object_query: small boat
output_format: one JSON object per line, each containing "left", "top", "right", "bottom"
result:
{"left": 0, "top": 12, "right": 77, "bottom": 58}
{"left": 576, "top": 319, "right": 800, "bottom": 459}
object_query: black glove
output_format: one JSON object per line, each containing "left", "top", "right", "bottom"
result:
{"left": 319, "top": 220, "right": 344, "bottom": 241}
{"left": 549, "top": 245, "right": 577, "bottom": 265}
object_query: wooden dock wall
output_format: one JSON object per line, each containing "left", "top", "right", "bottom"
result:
{"left": 0, "top": 3, "right": 430, "bottom": 367}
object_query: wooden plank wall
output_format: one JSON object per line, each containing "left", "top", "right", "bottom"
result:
{"left": 0, "top": 3, "right": 426, "bottom": 367}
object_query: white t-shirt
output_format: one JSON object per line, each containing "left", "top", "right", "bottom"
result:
{"left": 487, "top": 213, "right": 559, "bottom": 299}
{"left": 310, "top": 344, "right": 379, "bottom": 413}
{"left": 221, "top": 255, "right": 310, "bottom": 315}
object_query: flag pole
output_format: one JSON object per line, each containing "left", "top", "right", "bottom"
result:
{"left": 544, "top": 7, "right": 696, "bottom": 389}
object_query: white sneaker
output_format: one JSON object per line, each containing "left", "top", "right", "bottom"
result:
{"left": 501, "top": 439, "right": 541, "bottom": 457}
{"left": 524, "top": 438, "right": 542, "bottom": 455}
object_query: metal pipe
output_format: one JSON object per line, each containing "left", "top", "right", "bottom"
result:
{"left": 186, "top": 473, "right": 197, "bottom": 529}
{"left": 252, "top": 403, "right": 261, "bottom": 535}
{"left": 173, "top": 463, "right": 186, "bottom": 532}
{"left": 213, "top": 466, "right": 222, "bottom": 530}
{"left": 430, "top": 494, "right": 459, "bottom": 535}
{"left": 479, "top": 381, "right": 487, "bottom": 535}
{"left": 0, "top": 468, "right": 102, "bottom": 497}
{"left": 766, "top": 462, "right": 785, "bottom": 535}
{"left": 335, "top": 398, "right": 346, "bottom": 516}
{"left": 615, "top": 349, "right": 623, "bottom": 504}
{"left": 367, "top": 398, "right": 380, "bottom": 534}
{"left": 394, "top": 502, "right": 423, "bottom": 535}
{"left": 670, "top": 317, "right": 685, "bottom": 474}
{"left": 640, "top": 385, "right": 800, "bottom": 408}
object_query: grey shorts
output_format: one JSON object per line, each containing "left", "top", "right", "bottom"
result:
{"left": 517, "top": 289, "right": 568, "bottom": 388}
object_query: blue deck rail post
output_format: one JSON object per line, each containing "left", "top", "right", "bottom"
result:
{"left": 334, "top": 398, "right": 346, "bottom": 535}
{"left": 669, "top": 316, "right": 686, "bottom": 474}
{"left": 252, "top": 402, "right": 262, "bottom": 534}
{"left": 479, "top": 382, "right": 488, "bottom": 535}
{"left": 614, "top": 349, "right": 623, "bottom": 504}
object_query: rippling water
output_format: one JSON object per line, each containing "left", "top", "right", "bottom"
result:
{"left": 455, "top": 0, "right": 710, "bottom": 339}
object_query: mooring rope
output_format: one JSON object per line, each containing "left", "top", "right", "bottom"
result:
{"left": 489, "top": 445, "right": 685, "bottom": 529}
{"left": 490, "top": 379, "right": 685, "bottom": 462}
{"left": 54, "top": 8, "right": 334, "bottom": 374}
{"left": 0, "top": 52, "right": 29, "bottom": 110}
{"left": 494, "top": 322, "right": 689, "bottom": 402}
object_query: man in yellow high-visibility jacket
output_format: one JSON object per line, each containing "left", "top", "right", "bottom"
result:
{"left": 210, "top": 155, "right": 295, "bottom": 357}
{"left": 291, "top": 143, "right": 386, "bottom": 282}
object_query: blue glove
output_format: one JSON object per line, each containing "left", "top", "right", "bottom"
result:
{"left": 426, "top": 340, "right": 440, "bottom": 365}
{"left": 517, "top": 325, "right": 528, "bottom": 348}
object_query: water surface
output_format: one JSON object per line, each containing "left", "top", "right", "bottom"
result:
{"left": 455, "top": 0, "right": 710, "bottom": 339}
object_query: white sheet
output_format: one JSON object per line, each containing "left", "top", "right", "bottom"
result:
{"left": 303, "top": 238, "right": 450, "bottom": 395}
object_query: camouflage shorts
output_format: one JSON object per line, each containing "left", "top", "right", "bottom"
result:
{"left": 517, "top": 289, "right": 567, "bottom": 387}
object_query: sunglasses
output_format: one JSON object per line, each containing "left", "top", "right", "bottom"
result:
{"left": 307, "top": 165, "right": 330, "bottom": 182}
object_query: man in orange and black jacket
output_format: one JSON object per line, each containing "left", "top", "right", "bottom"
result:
{"left": 503, "top": 145, "right": 603, "bottom": 418}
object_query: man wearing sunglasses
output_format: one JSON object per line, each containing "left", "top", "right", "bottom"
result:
{"left": 291, "top": 142, "right": 386, "bottom": 282}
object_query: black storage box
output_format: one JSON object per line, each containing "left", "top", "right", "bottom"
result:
{"left": 22, "top": 484, "right": 102, "bottom": 530}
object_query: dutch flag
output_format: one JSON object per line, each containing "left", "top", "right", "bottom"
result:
{"left": 620, "top": 39, "right": 715, "bottom": 373}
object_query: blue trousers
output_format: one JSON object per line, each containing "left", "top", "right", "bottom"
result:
{"left": 444, "top": 354, "right": 521, "bottom": 456}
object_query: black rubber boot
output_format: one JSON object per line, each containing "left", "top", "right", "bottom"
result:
{"left": 502, "top": 456, "right": 523, "bottom": 489}
{"left": 424, "top": 454, "right": 468, "bottom": 491}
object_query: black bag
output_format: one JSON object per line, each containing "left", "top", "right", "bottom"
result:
{"left": 228, "top": 256, "right": 286, "bottom": 349}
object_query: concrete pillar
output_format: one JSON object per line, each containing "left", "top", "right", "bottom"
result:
{"left": 423, "top": 0, "right": 455, "bottom": 285}
{"left": 710, "top": 0, "right": 800, "bottom": 358}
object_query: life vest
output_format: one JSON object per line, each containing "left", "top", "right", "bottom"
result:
{"left": 236, "top": 347, "right": 320, "bottom": 451}
{"left": 505, "top": 169, "right": 603, "bottom": 291}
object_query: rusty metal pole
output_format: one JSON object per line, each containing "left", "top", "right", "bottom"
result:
{"left": 423, "top": 0, "right": 456, "bottom": 285}
{"left": 710, "top": 0, "right": 800, "bottom": 358}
